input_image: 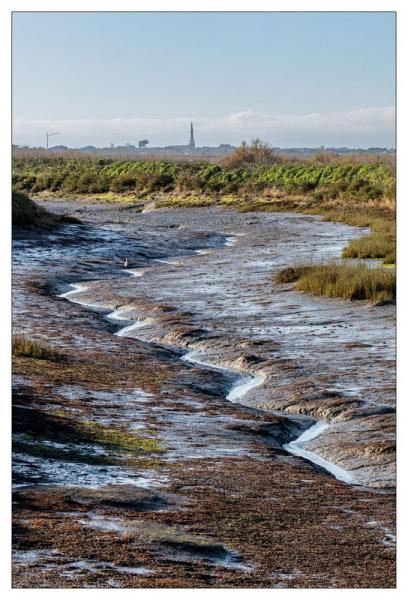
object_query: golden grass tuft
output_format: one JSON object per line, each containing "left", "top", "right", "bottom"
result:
{"left": 12, "top": 336, "right": 66, "bottom": 361}
{"left": 275, "top": 261, "right": 395, "bottom": 302}
{"left": 342, "top": 220, "right": 396, "bottom": 265}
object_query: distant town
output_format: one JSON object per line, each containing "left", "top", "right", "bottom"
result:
{"left": 12, "top": 122, "right": 395, "bottom": 157}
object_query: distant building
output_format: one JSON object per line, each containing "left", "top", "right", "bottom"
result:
{"left": 189, "top": 122, "right": 196, "bottom": 149}
{"left": 157, "top": 122, "right": 197, "bottom": 155}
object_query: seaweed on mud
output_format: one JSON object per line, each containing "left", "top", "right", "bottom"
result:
{"left": 13, "top": 397, "right": 164, "bottom": 470}
{"left": 70, "top": 486, "right": 171, "bottom": 512}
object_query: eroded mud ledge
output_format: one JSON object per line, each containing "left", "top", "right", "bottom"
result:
{"left": 12, "top": 201, "right": 395, "bottom": 588}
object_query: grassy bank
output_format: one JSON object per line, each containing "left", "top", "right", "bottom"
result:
{"left": 12, "top": 154, "right": 395, "bottom": 205}
{"left": 12, "top": 191, "right": 80, "bottom": 229}
{"left": 342, "top": 220, "right": 396, "bottom": 265}
{"left": 275, "top": 262, "right": 396, "bottom": 302}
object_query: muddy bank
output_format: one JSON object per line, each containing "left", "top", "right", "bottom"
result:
{"left": 12, "top": 201, "right": 395, "bottom": 588}
{"left": 57, "top": 205, "right": 395, "bottom": 488}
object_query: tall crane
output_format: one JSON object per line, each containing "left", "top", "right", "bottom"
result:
{"left": 46, "top": 131, "right": 60, "bottom": 150}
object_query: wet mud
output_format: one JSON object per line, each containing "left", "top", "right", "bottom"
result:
{"left": 12, "top": 202, "right": 395, "bottom": 588}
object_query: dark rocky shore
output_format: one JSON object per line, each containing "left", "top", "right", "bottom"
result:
{"left": 12, "top": 200, "right": 396, "bottom": 588}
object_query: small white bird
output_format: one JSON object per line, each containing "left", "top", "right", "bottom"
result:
{"left": 123, "top": 258, "right": 129, "bottom": 268}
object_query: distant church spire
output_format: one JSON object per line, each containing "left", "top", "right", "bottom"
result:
{"left": 189, "top": 122, "right": 195, "bottom": 148}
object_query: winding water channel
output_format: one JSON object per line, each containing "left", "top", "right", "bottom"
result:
{"left": 49, "top": 206, "right": 395, "bottom": 487}
{"left": 60, "top": 233, "right": 357, "bottom": 485}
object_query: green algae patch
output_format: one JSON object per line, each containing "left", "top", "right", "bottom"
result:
{"left": 79, "top": 420, "right": 164, "bottom": 455}
{"left": 14, "top": 397, "right": 165, "bottom": 471}
{"left": 155, "top": 192, "right": 217, "bottom": 209}
{"left": 13, "top": 435, "right": 164, "bottom": 470}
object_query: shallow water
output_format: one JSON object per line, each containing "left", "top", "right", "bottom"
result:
{"left": 283, "top": 422, "right": 354, "bottom": 484}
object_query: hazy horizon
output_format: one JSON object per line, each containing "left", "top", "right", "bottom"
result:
{"left": 12, "top": 12, "right": 396, "bottom": 148}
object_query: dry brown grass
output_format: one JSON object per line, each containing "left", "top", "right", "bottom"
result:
{"left": 222, "top": 139, "right": 283, "bottom": 168}
{"left": 12, "top": 147, "right": 222, "bottom": 164}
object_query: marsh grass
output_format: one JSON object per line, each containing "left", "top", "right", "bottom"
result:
{"left": 318, "top": 209, "right": 396, "bottom": 265}
{"left": 12, "top": 336, "right": 66, "bottom": 362}
{"left": 342, "top": 221, "right": 396, "bottom": 265}
{"left": 275, "top": 261, "right": 396, "bottom": 302}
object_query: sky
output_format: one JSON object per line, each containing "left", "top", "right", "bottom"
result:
{"left": 12, "top": 11, "right": 396, "bottom": 148}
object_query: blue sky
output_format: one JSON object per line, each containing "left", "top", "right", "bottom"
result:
{"left": 12, "top": 12, "right": 396, "bottom": 147}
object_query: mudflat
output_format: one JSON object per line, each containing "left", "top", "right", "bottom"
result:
{"left": 12, "top": 201, "right": 395, "bottom": 588}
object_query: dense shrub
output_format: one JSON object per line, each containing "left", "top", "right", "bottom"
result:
{"left": 223, "top": 139, "right": 283, "bottom": 168}
{"left": 110, "top": 174, "right": 137, "bottom": 192}
{"left": 135, "top": 172, "right": 175, "bottom": 193}
{"left": 12, "top": 156, "right": 395, "bottom": 204}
